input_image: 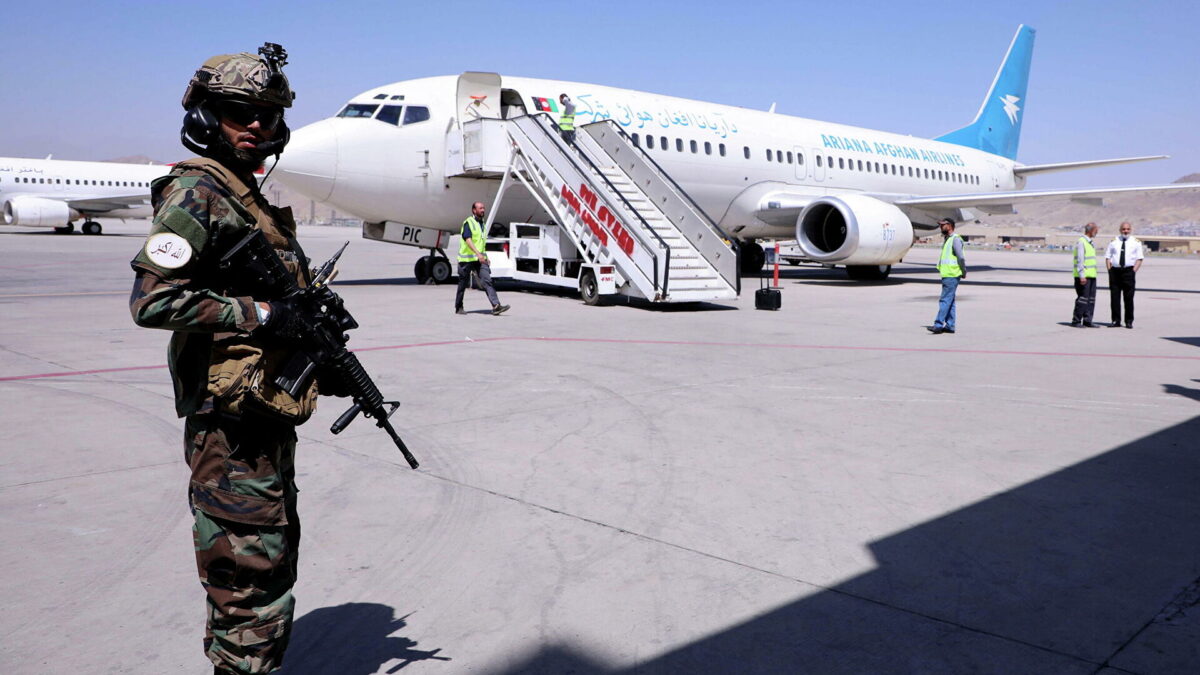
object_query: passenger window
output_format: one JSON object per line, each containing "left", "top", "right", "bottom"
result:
{"left": 828, "top": 156, "right": 833, "bottom": 168}
{"left": 646, "top": 135, "right": 655, "bottom": 150}
{"left": 690, "top": 140, "right": 698, "bottom": 153}
{"left": 865, "top": 162, "right": 871, "bottom": 173}
{"left": 787, "top": 151, "right": 794, "bottom": 164}
{"left": 676, "top": 138, "right": 683, "bottom": 152}
{"left": 767, "top": 149, "right": 773, "bottom": 162}
{"left": 816, "top": 155, "right": 822, "bottom": 167}
{"left": 632, "top": 133, "right": 640, "bottom": 147}
{"left": 874, "top": 162, "right": 880, "bottom": 173}
{"left": 857, "top": 160, "right": 863, "bottom": 171}
{"left": 660, "top": 136, "right": 667, "bottom": 149}
{"left": 376, "top": 105, "right": 403, "bottom": 125}
{"left": 704, "top": 141, "right": 711, "bottom": 155}
{"left": 837, "top": 157, "right": 844, "bottom": 169}
{"left": 719, "top": 143, "right": 726, "bottom": 157}
{"left": 337, "top": 103, "right": 379, "bottom": 118}
{"left": 403, "top": 106, "right": 430, "bottom": 125}
{"left": 743, "top": 146, "right": 750, "bottom": 159}
{"left": 798, "top": 153, "right": 804, "bottom": 165}
{"left": 778, "top": 150, "right": 784, "bottom": 163}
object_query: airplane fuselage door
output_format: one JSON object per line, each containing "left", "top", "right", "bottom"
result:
{"left": 810, "top": 148, "right": 825, "bottom": 182}
{"left": 457, "top": 72, "right": 502, "bottom": 123}
{"left": 794, "top": 147, "right": 807, "bottom": 181}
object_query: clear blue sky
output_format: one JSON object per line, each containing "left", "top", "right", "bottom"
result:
{"left": 3, "top": 0, "right": 1196, "bottom": 189}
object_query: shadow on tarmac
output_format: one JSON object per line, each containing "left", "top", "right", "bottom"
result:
{"left": 279, "top": 603, "right": 449, "bottom": 674}
{"left": 1164, "top": 380, "right": 1200, "bottom": 404}
{"left": 483, "top": 415, "right": 1200, "bottom": 674}
{"left": 1164, "top": 337, "right": 1200, "bottom": 349}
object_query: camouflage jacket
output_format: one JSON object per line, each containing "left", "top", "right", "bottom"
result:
{"left": 130, "top": 158, "right": 308, "bottom": 417}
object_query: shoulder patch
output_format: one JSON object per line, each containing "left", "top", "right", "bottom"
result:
{"left": 144, "top": 232, "right": 193, "bottom": 269}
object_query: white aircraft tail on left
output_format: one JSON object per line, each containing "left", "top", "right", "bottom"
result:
{"left": 0, "top": 157, "right": 168, "bottom": 234}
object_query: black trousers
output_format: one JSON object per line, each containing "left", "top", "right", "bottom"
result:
{"left": 1073, "top": 277, "right": 1096, "bottom": 323}
{"left": 1109, "top": 267, "right": 1136, "bottom": 325}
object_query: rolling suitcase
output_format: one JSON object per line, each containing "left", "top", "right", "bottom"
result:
{"left": 755, "top": 276, "right": 781, "bottom": 310}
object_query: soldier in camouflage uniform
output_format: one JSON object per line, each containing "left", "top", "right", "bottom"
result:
{"left": 130, "top": 45, "right": 340, "bottom": 674}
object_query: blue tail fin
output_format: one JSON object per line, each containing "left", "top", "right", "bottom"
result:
{"left": 935, "top": 25, "right": 1035, "bottom": 160}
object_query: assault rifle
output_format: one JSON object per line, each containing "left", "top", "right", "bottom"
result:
{"left": 219, "top": 229, "right": 419, "bottom": 469}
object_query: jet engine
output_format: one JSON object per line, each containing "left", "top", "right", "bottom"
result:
{"left": 3, "top": 196, "right": 78, "bottom": 227}
{"left": 795, "top": 194, "right": 914, "bottom": 267}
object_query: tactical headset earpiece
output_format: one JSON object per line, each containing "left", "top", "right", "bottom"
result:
{"left": 180, "top": 102, "right": 220, "bottom": 155}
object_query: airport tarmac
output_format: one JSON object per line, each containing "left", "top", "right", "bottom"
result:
{"left": 2, "top": 219, "right": 1198, "bottom": 674}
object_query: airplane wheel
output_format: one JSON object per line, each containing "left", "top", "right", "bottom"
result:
{"left": 428, "top": 258, "right": 452, "bottom": 284}
{"left": 54, "top": 224, "right": 75, "bottom": 234}
{"left": 579, "top": 270, "right": 601, "bottom": 306}
{"left": 740, "top": 242, "right": 765, "bottom": 275}
{"left": 844, "top": 264, "right": 891, "bottom": 281}
{"left": 414, "top": 256, "right": 430, "bottom": 283}
{"left": 82, "top": 221, "right": 102, "bottom": 235}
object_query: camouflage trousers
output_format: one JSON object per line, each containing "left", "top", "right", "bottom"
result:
{"left": 185, "top": 411, "right": 301, "bottom": 674}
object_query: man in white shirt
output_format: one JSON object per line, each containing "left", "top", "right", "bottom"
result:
{"left": 1105, "top": 221, "right": 1143, "bottom": 329}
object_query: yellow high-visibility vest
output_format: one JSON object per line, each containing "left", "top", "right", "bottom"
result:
{"left": 1074, "top": 236, "right": 1097, "bottom": 278}
{"left": 937, "top": 234, "right": 963, "bottom": 278}
{"left": 458, "top": 216, "right": 486, "bottom": 262}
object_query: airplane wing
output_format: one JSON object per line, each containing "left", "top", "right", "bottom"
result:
{"left": 894, "top": 183, "right": 1200, "bottom": 216}
{"left": 1012, "top": 155, "right": 1167, "bottom": 177}
{"left": 66, "top": 193, "right": 152, "bottom": 213}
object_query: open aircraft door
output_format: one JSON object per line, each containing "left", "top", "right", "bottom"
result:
{"left": 457, "top": 72, "right": 502, "bottom": 123}
{"left": 452, "top": 72, "right": 503, "bottom": 175}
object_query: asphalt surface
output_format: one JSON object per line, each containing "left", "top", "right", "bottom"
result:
{"left": 2, "top": 220, "right": 1198, "bottom": 674}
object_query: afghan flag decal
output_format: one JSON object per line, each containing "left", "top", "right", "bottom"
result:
{"left": 532, "top": 97, "right": 559, "bottom": 113}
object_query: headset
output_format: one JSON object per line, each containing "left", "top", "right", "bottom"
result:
{"left": 181, "top": 103, "right": 290, "bottom": 158}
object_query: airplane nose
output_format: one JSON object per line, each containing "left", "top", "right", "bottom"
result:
{"left": 274, "top": 118, "right": 339, "bottom": 202}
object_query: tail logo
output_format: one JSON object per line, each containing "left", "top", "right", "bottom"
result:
{"left": 999, "top": 94, "right": 1021, "bottom": 125}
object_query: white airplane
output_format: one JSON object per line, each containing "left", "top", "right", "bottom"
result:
{"left": 0, "top": 156, "right": 164, "bottom": 234}
{"left": 274, "top": 25, "right": 1198, "bottom": 284}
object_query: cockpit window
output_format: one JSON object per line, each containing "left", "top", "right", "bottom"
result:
{"left": 403, "top": 106, "right": 430, "bottom": 125}
{"left": 372, "top": 94, "right": 387, "bottom": 100}
{"left": 337, "top": 103, "right": 379, "bottom": 118}
{"left": 376, "top": 105, "right": 404, "bottom": 126}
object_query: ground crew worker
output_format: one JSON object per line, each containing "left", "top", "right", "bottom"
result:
{"left": 558, "top": 93, "right": 576, "bottom": 144}
{"left": 455, "top": 201, "right": 510, "bottom": 315}
{"left": 129, "top": 44, "right": 346, "bottom": 674}
{"left": 1071, "top": 222, "right": 1100, "bottom": 327}
{"left": 928, "top": 218, "right": 966, "bottom": 334}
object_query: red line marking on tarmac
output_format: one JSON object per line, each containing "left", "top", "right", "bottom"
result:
{"left": 4, "top": 335, "right": 1198, "bottom": 382}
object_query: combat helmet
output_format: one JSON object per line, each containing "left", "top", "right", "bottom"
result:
{"left": 180, "top": 43, "right": 295, "bottom": 157}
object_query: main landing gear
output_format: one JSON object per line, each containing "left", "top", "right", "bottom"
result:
{"left": 414, "top": 249, "right": 453, "bottom": 284}
{"left": 739, "top": 241, "right": 765, "bottom": 276}
{"left": 53, "top": 221, "right": 103, "bottom": 235}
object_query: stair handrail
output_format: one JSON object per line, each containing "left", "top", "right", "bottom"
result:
{"left": 585, "top": 119, "right": 741, "bottom": 295}
{"left": 516, "top": 113, "right": 673, "bottom": 296}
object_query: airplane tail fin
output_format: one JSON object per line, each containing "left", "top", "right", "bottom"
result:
{"left": 935, "top": 25, "right": 1035, "bottom": 160}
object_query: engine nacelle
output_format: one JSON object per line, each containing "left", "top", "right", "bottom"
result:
{"left": 3, "top": 196, "right": 78, "bottom": 227}
{"left": 795, "top": 194, "right": 914, "bottom": 265}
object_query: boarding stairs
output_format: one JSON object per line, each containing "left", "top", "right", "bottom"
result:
{"left": 459, "top": 114, "right": 739, "bottom": 303}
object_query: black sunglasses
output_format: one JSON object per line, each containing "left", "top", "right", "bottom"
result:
{"left": 216, "top": 100, "right": 283, "bottom": 130}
